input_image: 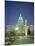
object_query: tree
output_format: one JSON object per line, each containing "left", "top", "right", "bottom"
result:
{"left": 27, "top": 28, "right": 31, "bottom": 35}
{"left": 5, "top": 29, "right": 16, "bottom": 45}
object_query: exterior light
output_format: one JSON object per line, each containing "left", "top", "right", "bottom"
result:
{"left": 15, "top": 27, "right": 19, "bottom": 30}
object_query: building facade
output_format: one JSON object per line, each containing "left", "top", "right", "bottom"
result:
{"left": 15, "top": 13, "right": 28, "bottom": 36}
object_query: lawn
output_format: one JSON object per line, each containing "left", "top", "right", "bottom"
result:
{"left": 12, "top": 36, "right": 34, "bottom": 45}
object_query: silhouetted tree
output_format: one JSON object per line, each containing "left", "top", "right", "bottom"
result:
{"left": 27, "top": 28, "right": 31, "bottom": 35}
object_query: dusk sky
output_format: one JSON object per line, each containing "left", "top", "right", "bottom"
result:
{"left": 5, "top": 1, "right": 34, "bottom": 25}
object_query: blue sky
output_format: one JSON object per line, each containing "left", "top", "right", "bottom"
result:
{"left": 5, "top": 1, "right": 34, "bottom": 25}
